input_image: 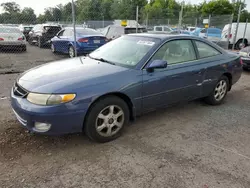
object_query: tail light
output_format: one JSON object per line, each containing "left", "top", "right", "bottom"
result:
{"left": 18, "top": 37, "right": 23, "bottom": 41}
{"left": 0, "top": 38, "right": 4, "bottom": 41}
{"left": 240, "top": 58, "right": 243, "bottom": 65}
{"left": 78, "top": 38, "right": 88, "bottom": 43}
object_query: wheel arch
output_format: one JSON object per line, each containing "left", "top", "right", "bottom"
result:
{"left": 222, "top": 72, "right": 232, "bottom": 91}
{"left": 83, "top": 92, "right": 135, "bottom": 130}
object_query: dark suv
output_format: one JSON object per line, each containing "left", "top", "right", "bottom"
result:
{"left": 28, "top": 24, "right": 61, "bottom": 48}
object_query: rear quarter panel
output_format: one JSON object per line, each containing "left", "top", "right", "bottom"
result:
{"left": 201, "top": 53, "right": 242, "bottom": 97}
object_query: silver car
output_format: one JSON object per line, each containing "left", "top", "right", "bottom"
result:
{"left": 0, "top": 26, "right": 26, "bottom": 51}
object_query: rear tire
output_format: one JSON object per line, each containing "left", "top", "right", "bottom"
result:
{"left": 68, "top": 46, "right": 75, "bottom": 58}
{"left": 51, "top": 43, "right": 56, "bottom": 53}
{"left": 204, "top": 76, "right": 229, "bottom": 105}
{"left": 235, "top": 39, "right": 248, "bottom": 50}
{"left": 84, "top": 96, "right": 129, "bottom": 143}
{"left": 38, "top": 37, "right": 43, "bottom": 48}
{"left": 22, "top": 46, "right": 27, "bottom": 52}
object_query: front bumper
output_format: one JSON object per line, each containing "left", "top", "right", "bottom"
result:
{"left": 10, "top": 89, "right": 87, "bottom": 135}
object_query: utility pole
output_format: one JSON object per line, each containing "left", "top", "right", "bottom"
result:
{"left": 178, "top": 1, "right": 184, "bottom": 32}
{"left": 232, "top": 0, "right": 244, "bottom": 49}
{"left": 72, "top": 0, "right": 77, "bottom": 57}
{"left": 136, "top": 6, "right": 139, "bottom": 33}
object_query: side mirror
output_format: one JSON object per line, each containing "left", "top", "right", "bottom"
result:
{"left": 147, "top": 60, "right": 168, "bottom": 71}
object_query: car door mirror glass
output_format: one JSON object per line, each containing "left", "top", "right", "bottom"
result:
{"left": 147, "top": 60, "right": 168, "bottom": 70}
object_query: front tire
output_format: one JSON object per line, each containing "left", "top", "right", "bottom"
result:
{"left": 84, "top": 96, "right": 129, "bottom": 143}
{"left": 204, "top": 76, "right": 229, "bottom": 105}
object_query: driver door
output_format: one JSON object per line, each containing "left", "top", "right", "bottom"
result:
{"left": 142, "top": 39, "right": 205, "bottom": 111}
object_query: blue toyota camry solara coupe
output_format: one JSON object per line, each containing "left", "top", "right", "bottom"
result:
{"left": 11, "top": 34, "right": 242, "bottom": 142}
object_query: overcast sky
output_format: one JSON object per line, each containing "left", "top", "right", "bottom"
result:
{"left": 0, "top": 0, "right": 249, "bottom": 15}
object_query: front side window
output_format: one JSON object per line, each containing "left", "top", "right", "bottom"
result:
{"left": 195, "top": 41, "right": 221, "bottom": 58}
{"left": 200, "top": 29, "right": 207, "bottom": 33}
{"left": 151, "top": 40, "right": 196, "bottom": 65}
{"left": 90, "top": 36, "right": 160, "bottom": 67}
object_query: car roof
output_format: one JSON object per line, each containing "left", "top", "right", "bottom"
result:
{"left": 64, "top": 27, "right": 95, "bottom": 30}
{"left": 128, "top": 33, "right": 198, "bottom": 40}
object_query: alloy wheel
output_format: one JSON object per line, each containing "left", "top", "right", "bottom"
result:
{"left": 214, "top": 80, "right": 227, "bottom": 101}
{"left": 95, "top": 105, "right": 124, "bottom": 137}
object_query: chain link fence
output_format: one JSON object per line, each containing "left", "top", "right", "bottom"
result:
{"left": 0, "top": 2, "right": 249, "bottom": 74}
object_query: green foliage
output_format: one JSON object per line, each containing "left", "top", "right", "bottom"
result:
{"left": 0, "top": 0, "right": 249, "bottom": 25}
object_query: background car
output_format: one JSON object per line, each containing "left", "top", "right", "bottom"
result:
{"left": 238, "top": 46, "right": 250, "bottom": 70}
{"left": 192, "top": 27, "right": 222, "bottom": 41}
{"left": 0, "top": 26, "right": 26, "bottom": 51}
{"left": 101, "top": 25, "right": 147, "bottom": 40}
{"left": 51, "top": 27, "right": 107, "bottom": 58}
{"left": 11, "top": 34, "right": 242, "bottom": 143}
{"left": 19, "top": 25, "right": 33, "bottom": 41}
{"left": 28, "top": 24, "right": 61, "bottom": 48}
{"left": 221, "top": 23, "right": 250, "bottom": 49}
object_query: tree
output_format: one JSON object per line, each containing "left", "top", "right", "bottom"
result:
{"left": 21, "top": 7, "right": 36, "bottom": 24}
{"left": 201, "top": 0, "right": 234, "bottom": 16}
{"left": 1, "top": 2, "right": 20, "bottom": 13}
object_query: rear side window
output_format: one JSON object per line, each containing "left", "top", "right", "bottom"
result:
{"left": 164, "top": 27, "right": 171, "bottom": 32}
{"left": 195, "top": 41, "right": 221, "bottom": 58}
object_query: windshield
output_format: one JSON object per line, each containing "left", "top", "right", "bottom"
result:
{"left": 76, "top": 28, "right": 101, "bottom": 35}
{"left": 24, "top": 27, "right": 33, "bottom": 31}
{"left": 0, "top": 27, "right": 21, "bottom": 33}
{"left": 89, "top": 36, "right": 159, "bottom": 67}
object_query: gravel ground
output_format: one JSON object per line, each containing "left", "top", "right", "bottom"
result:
{"left": 0, "top": 44, "right": 66, "bottom": 74}
{"left": 1, "top": 46, "right": 250, "bottom": 188}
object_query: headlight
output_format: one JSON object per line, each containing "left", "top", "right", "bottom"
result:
{"left": 27, "top": 93, "right": 76, "bottom": 105}
{"left": 239, "top": 51, "right": 248, "bottom": 57}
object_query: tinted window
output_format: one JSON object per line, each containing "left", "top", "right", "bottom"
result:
{"left": 125, "top": 28, "right": 146, "bottom": 34}
{"left": 200, "top": 29, "right": 207, "bottom": 33}
{"left": 155, "top": 27, "right": 162, "bottom": 31}
{"left": 24, "top": 27, "right": 33, "bottom": 31}
{"left": 151, "top": 40, "right": 196, "bottom": 65}
{"left": 195, "top": 41, "right": 221, "bottom": 58}
{"left": 90, "top": 36, "right": 160, "bottom": 67}
{"left": 57, "top": 30, "right": 64, "bottom": 36}
{"left": 44, "top": 26, "right": 61, "bottom": 34}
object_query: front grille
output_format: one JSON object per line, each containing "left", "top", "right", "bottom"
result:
{"left": 13, "top": 82, "right": 28, "bottom": 98}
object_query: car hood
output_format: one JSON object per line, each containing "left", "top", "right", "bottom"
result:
{"left": 18, "top": 57, "right": 130, "bottom": 93}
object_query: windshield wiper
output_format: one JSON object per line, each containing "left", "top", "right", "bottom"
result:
{"left": 88, "top": 55, "right": 115, "bottom": 65}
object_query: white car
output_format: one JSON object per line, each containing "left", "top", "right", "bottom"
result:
{"left": 186, "top": 26, "right": 196, "bottom": 32}
{"left": 221, "top": 23, "right": 250, "bottom": 49}
{"left": 0, "top": 26, "right": 26, "bottom": 51}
